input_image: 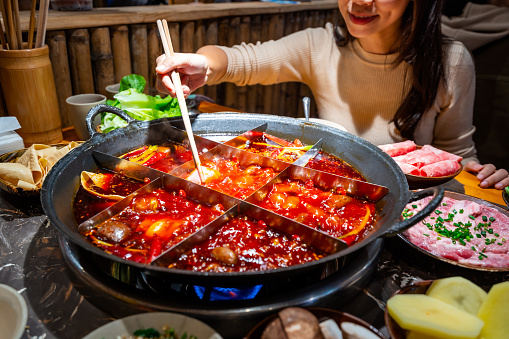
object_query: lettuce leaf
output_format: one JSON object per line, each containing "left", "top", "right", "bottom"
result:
{"left": 119, "top": 74, "right": 146, "bottom": 92}
{"left": 99, "top": 75, "right": 181, "bottom": 133}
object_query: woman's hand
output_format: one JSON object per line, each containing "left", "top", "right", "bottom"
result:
{"left": 464, "top": 161, "right": 509, "bottom": 189}
{"left": 155, "top": 46, "right": 228, "bottom": 98}
{"left": 155, "top": 53, "right": 210, "bottom": 98}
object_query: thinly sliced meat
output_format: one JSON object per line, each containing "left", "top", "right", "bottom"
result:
{"left": 421, "top": 145, "right": 463, "bottom": 163}
{"left": 420, "top": 160, "right": 461, "bottom": 177}
{"left": 393, "top": 150, "right": 442, "bottom": 168}
{"left": 402, "top": 196, "right": 509, "bottom": 268}
{"left": 394, "top": 160, "right": 421, "bottom": 176}
{"left": 378, "top": 140, "right": 416, "bottom": 157}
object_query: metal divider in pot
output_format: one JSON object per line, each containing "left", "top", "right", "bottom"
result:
{"left": 169, "top": 143, "right": 291, "bottom": 199}
{"left": 80, "top": 151, "right": 348, "bottom": 281}
{"left": 42, "top": 109, "right": 444, "bottom": 289}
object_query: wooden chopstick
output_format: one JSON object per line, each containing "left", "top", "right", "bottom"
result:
{"left": 3, "top": 0, "right": 18, "bottom": 49}
{"left": 35, "top": 0, "right": 49, "bottom": 48}
{"left": 0, "top": 16, "right": 7, "bottom": 49}
{"left": 27, "top": 0, "right": 37, "bottom": 49}
{"left": 13, "top": 0, "right": 22, "bottom": 48}
{"left": 156, "top": 19, "right": 205, "bottom": 183}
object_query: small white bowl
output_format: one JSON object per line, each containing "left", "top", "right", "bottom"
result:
{"left": 0, "top": 284, "right": 28, "bottom": 339}
{"left": 105, "top": 83, "right": 120, "bottom": 101}
{"left": 83, "top": 312, "right": 222, "bottom": 339}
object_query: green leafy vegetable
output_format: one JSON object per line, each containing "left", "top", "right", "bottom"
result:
{"left": 99, "top": 74, "right": 181, "bottom": 133}
{"left": 505, "top": 186, "right": 509, "bottom": 197}
{"left": 133, "top": 328, "right": 161, "bottom": 338}
{"left": 119, "top": 74, "right": 146, "bottom": 92}
{"left": 131, "top": 326, "right": 198, "bottom": 339}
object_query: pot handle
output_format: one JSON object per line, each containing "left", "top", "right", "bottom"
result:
{"left": 86, "top": 104, "right": 136, "bottom": 137}
{"left": 381, "top": 186, "right": 444, "bottom": 238}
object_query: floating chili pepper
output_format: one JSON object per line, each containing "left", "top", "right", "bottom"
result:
{"left": 264, "top": 133, "right": 293, "bottom": 147}
{"left": 143, "top": 151, "right": 167, "bottom": 166}
{"left": 148, "top": 236, "right": 162, "bottom": 262}
{"left": 121, "top": 145, "right": 148, "bottom": 159}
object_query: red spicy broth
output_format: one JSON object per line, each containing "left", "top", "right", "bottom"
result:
{"left": 305, "top": 151, "right": 365, "bottom": 181}
{"left": 186, "top": 155, "right": 278, "bottom": 199}
{"left": 171, "top": 215, "right": 325, "bottom": 272}
{"left": 256, "top": 178, "right": 376, "bottom": 245}
{"left": 81, "top": 187, "right": 225, "bottom": 263}
{"left": 74, "top": 172, "right": 145, "bottom": 224}
{"left": 121, "top": 143, "right": 194, "bottom": 173}
{"left": 236, "top": 133, "right": 307, "bottom": 163}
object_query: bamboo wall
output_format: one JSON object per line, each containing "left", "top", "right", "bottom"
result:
{"left": 1, "top": 1, "right": 339, "bottom": 128}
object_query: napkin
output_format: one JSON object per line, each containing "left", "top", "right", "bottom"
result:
{"left": 0, "top": 117, "right": 24, "bottom": 156}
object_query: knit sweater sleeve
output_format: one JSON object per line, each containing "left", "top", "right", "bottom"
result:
{"left": 415, "top": 41, "right": 477, "bottom": 164}
{"left": 211, "top": 27, "right": 329, "bottom": 86}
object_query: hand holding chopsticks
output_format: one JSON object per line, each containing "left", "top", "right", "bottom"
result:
{"left": 156, "top": 19, "right": 205, "bottom": 183}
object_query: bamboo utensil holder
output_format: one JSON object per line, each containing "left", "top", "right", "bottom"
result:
{"left": 0, "top": 45, "right": 63, "bottom": 145}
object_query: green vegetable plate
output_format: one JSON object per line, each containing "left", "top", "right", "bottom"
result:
{"left": 99, "top": 74, "right": 195, "bottom": 133}
{"left": 82, "top": 312, "right": 222, "bottom": 339}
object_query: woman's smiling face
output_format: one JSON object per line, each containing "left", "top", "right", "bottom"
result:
{"left": 338, "top": 0, "right": 412, "bottom": 53}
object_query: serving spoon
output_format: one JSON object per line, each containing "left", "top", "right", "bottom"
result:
{"left": 303, "top": 96, "right": 310, "bottom": 122}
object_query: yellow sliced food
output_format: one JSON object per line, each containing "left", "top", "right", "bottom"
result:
{"left": 80, "top": 171, "right": 125, "bottom": 201}
{"left": 16, "top": 146, "right": 44, "bottom": 185}
{"left": 186, "top": 166, "right": 221, "bottom": 184}
{"left": 426, "top": 276, "right": 488, "bottom": 315}
{"left": 387, "top": 294, "right": 484, "bottom": 339}
{"left": 477, "top": 281, "right": 509, "bottom": 339}
{"left": 145, "top": 218, "right": 182, "bottom": 238}
{"left": 0, "top": 163, "right": 35, "bottom": 185}
{"left": 16, "top": 180, "right": 38, "bottom": 190}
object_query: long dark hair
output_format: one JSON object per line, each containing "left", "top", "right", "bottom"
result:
{"left": 334, "top": 1, "right": 445, "bottom": 140}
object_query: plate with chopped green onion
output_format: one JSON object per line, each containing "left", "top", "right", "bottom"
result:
{"left": 399, "top": 191, "right": 509, "bottom": 271}
{"left": 82, "top": 312, "right": 222, "bottom": 339}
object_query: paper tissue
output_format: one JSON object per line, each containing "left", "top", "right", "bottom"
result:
{"left": 0, "top": 117, "right": 25, "bottom": 156}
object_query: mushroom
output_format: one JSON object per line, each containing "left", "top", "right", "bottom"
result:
{"left": 211, "top": 247, "right": 239, "bottom": 266}
{"left": 97, "top": 220, "right": 131, "bottom": 243}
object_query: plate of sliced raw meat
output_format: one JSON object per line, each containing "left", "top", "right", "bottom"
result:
{"left": 379, "top": 141, "right": 463, "bottom": 189}
{"left": 400, "top": 191, "right": 509, "bottom": 271}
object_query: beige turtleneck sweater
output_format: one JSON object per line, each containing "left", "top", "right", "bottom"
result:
{"left": 215, "top": 23, "right": 477, "bottom": 163}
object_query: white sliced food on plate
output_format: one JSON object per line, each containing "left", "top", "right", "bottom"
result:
{"left": 340, "top": 322, "right": 380, "bottom": 339}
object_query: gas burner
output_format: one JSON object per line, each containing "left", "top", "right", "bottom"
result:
{"left": 60, "top": 235, "right": 384, "bottom": 338}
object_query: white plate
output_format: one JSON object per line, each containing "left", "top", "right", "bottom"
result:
{"left": 298, "top": 118, "right": 348, "bottom": 132}
{"left": 82, "top": 312, "right": 223, "bottom": 339}
{"left": 0, "top": 284, "right": 27, "bottom": 339}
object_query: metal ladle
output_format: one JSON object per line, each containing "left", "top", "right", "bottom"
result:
{"left": 303, "top": 96, "right": 310, "bottom": 122}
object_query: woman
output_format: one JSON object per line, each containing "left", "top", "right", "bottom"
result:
{"left": 156, "top": 0, "right": 509, "bottom": 189}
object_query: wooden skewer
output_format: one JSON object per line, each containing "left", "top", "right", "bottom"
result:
{"left": 35, "top": 0, "right": 49, "bottom": 48}
{"left": 0, "top": 0, "right": 10, "bottom": 49}
{"left": 13, "top": 0, "right": 22, "bottom": 48}
{"left": 27, "top": 0, "right": 37, "bottom": 49}
{"left": 156, "top": 19, "right": 205, "bottom": 183}
{"left": 3, "top": 0, "right": 18, "bottom": 49}
{"left": 0, "top": 16, "right": 7, "bottom": 49}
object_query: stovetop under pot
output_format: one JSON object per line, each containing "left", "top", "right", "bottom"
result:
{"left": 59, "top": 234, "right": 384, "bottom": 338}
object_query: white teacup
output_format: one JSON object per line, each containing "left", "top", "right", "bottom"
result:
{"left": 0, "top": 284, "right": 27, "bottom": 339}
{"left": 66, "top": 94, "right": 106, "bottom": 140}
{"left": 105, "top": 83, "right": 120, "bottom": 101}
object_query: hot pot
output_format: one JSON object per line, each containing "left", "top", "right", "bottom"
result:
{"left": 41, "top": 105, "right": 443, "bottom": 288}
